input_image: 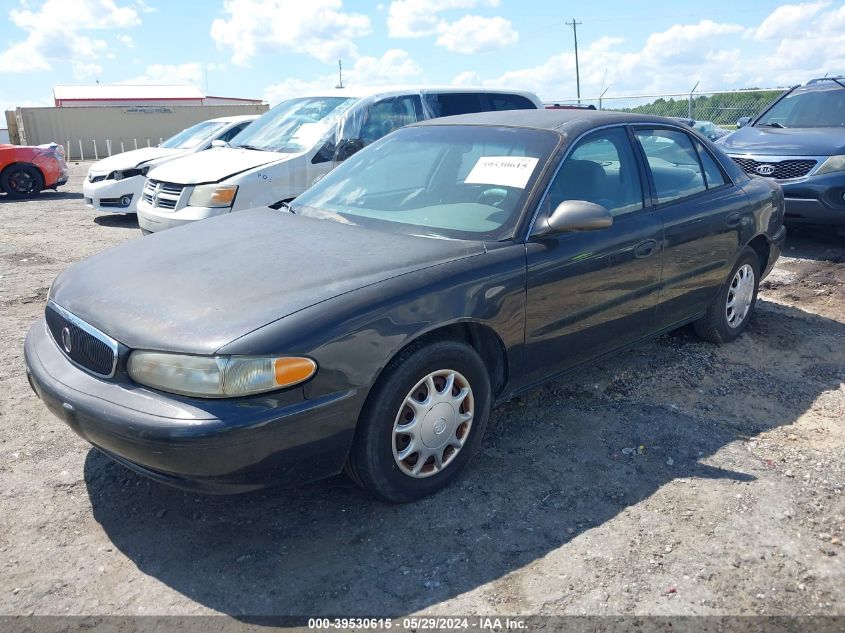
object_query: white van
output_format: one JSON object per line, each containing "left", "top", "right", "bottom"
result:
{"left": 83, "top": 115, "right": 258, "bottom": 214}
{"left": 136, "top": 87, "right": 542, "bottom": 233}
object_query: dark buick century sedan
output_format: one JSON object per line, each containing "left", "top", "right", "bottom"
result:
{"left": 25, "top": 110, "right": 786, "bottom": 503}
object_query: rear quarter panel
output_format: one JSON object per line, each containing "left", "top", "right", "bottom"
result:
{"left": 0, "top": 146, "right": 63, "bottom": 187}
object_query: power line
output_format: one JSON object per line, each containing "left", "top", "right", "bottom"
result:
{"left": 565, "top": 18, "right": 582, "bottom": 104}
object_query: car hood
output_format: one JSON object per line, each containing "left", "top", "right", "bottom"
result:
{"left": 720, "top": 126, "right": 845, "bottom": 156}
{"left": 146, "top": 146, "right": 294, "bottom": 184}
{"left": 88, "top": 147, "right": 184, "bottom": 174}
{"left": 49, "top": 209, "right": 485, "bottom": 354}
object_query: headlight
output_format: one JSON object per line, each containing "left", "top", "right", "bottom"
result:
{"left": 111, "top": 167, "right": 147, "bottom": 181}
{"left": 127, "top": 352, "right": 316, "bottom": 398}
{"left": 815, "top": 155, "right": 845, "bottom": 175}
{"left": 188, "top": 184, "right": 238, "bottom": 208}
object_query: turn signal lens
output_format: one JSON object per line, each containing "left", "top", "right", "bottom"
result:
{"left": 274, "top": 357, "right": 317, "bottom": 386}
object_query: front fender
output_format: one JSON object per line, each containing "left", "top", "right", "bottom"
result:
{"left": 216, "top": 244, "right": 528, "bottom": 407}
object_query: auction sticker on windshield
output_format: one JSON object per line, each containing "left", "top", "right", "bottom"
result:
{"left": 465, "top": 156, "right": 539, "bottom": 189}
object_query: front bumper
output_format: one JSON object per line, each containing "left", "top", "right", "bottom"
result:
{"left": 24, "top": 319, "right": 358, "bottom": 493}
{"left": 780, "top": 170, "right": 845, "bottom": 225}
{"left": 83, "top": 175, "right": 143, "bottom": 214}
{"left": 136, "top": 198, "right": 229, "bottom": 233}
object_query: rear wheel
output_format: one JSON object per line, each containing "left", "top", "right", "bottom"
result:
{"left": 1, "top": 164, "right": 44, "bottom": 198}
{"left": 346, "top": 340, "right": 491, "bottom": 503}
{"left": 693, "top": 247, "right": 760, "bottom": 344}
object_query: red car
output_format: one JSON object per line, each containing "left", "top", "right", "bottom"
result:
{"left": 0, "top": 143, "right": 68, "bottom": 197}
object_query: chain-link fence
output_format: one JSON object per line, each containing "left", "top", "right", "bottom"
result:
{"left": 545, "top": 88, "right": 785, "bottom": 128}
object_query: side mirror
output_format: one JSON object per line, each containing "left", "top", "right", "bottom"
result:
{"left": 333, "top": 138, "right": 364, "bottom": 162}
{"left": 210, "top": 139, "right": 228, "bottom": 148}
{"left": 537, "top": 200, "right": 613, "bottom": 235}
{"left": 737, "top": 117, "right": 751, "bottom": 128}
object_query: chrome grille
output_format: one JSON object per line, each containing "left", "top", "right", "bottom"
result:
{"left": 731, "top": 157, "right": 817, "bottom": 180}
{"left": 45, "top": 302, "right": 118, "bottom": 377}
{"left": 141, "top": 179, "right": 185, "bottom": 210}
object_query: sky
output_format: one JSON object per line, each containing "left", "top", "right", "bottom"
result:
{"left": 1, "top": 0, "right": 844, "bottom": 114}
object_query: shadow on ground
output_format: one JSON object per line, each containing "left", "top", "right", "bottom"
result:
{"left": 84, "top": 301, "right": 845, "bottom": 617}
{"left": 94, "top": 213, "right": 139, "bottom": 229}
{"left": 783, "top": 224, "right": 845, "bottom": 263}
{"left": 0, "top": 191, "right": 83, "bottom": 203}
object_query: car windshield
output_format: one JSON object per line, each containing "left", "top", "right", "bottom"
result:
{"left": 756, "top": 85, "right": 845, "bottom": 128}
{"left": 230, "top": 96, "right": 358, "bottom": 153}
{"left": 159, "top": 121, "right": 229, "bottom": 149}
{"left": 294, "top": 125, "right": 559, "bottom": 241}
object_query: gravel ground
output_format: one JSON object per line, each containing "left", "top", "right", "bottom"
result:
{"left": 0, "top": 162, "right": 843, "bottom": 619}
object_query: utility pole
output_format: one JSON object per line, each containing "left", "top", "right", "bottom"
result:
{"left": 566, "top": 18, "right": 582, "bottom": 104}
{"left": 335, "top": 60, "right": 343, "bottom": 89}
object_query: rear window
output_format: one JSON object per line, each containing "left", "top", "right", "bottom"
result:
{"left": 424, "top": 92, "right": 536, "bottom": 118}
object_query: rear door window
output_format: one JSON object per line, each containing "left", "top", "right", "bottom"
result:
{"left": 634, "top": 129, "right": 707, "bottom": 204}
{"left": 425, "top": 93, "right": 486, "bottom": 117}
{"left": 487, "top": 93, "right": 536, "bottom": 111}
{"left": 695, "top": 141, "right": 729, "bottom": 189}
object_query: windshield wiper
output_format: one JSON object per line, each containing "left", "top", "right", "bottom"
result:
{"left": 758, "top": 122, "right": 787, "bottom": 128}
{"left": 233, "top": 144, "right": 267, "bottom": 151}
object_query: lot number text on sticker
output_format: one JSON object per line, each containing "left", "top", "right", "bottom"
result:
{"left": 465, "top": 156, "right": 539, "bottom": 189}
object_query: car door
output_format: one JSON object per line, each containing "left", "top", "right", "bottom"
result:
{"left": 631, "top": 127, "right": 749, "bottom": 328}
{"left": 521, "top": 126, "right": 664, "bottom": 386}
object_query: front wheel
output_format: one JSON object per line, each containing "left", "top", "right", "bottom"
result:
{"left": 346, "top": 340, "right": 491, "bottom": 503}
{"left": 1, "top": 164, "right": 44, "bottom": 198}
{"left": 693, "top": 247, "right": 760, "bottom": 344}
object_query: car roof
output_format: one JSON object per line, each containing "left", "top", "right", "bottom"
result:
{"left": 206, "top": 115, "right": 261, "bottom": 123}
{"left": 411, "top": 109, "right": 688, "bottom": 135}
{"left": 291, "top": 85, "right": 541, "bottom": 102}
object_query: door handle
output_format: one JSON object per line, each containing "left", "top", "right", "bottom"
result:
{"left": 726, "top": 212, "right": 742, "bottom": 227}
{"left": 634, "top": 239, "right": 658, "bottom": 258}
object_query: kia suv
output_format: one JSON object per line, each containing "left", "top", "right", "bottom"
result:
{"left": 720, "top": 77, "right": 845, "bottom": 233}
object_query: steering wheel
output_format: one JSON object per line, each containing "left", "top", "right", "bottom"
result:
{"left": 475, "top": 187, "right": 509, "bottom": 207}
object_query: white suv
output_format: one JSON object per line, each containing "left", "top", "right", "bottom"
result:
{"left": 83, "top": 115, "right": 257, "bottom": 215}
{"left": 136, "top": 87, "right": 542, "bottom": 233}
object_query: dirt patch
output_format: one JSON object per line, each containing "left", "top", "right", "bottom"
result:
{"left": 0, "top": 163, "right": 842, "bottom": 619}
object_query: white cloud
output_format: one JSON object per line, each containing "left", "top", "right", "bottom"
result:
{"left": 0, "top": 0, "right": 140, "bottom": 75}
{"left": 0, "top": 93, "right": 52, "bottom": 113}
{"left": 121, "top": 62, "right": 230, "bottom": 88}
{"left": 387, "top": 0, "right": 499, "bottom": 37}
{"left": 451, "top": 70, "right": 482, "bottom": 86}
{"left": 210, "top": 0, "right": 371, "bottom": 66}
{"left": 453, "top": 5, "right": 845, "bottom": 101}
{"left": 387, "top": 0, "right": 514, "bottom": 54}
{"left": 435, "top": 15, "right": 517, "bottom": 54}
{"left": 263, "top": 49, "right": 422, "bottom": 103}
{"left": 116, "top": 34, "right": 135, "bottom": 48}
{"left": 751, "top": 1, "right": 829, "bottom": 40}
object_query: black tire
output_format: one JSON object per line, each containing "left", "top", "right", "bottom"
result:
{"left": 346, "top": 339, "right": 491, "bottom": 503}
{"left": 1, "top": 164, "right": 44, "bottom": 198}
{"left": 693, "top": 247, "right": 760, "bottom": 344}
